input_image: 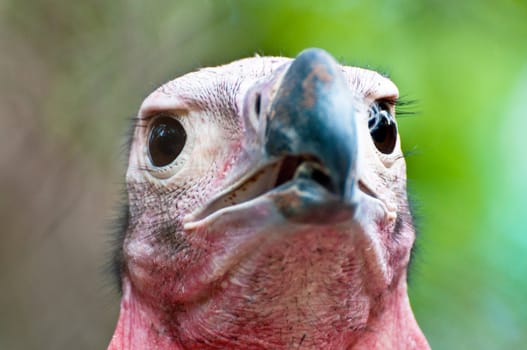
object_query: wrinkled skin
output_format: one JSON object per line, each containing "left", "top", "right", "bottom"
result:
{"left": 108, "top": 49, "right": 429, "bottom": 349}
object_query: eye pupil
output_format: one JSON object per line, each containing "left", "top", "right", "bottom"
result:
{"left": 369, "top": 103, "right": 397, "bottom": 154}
{"left": 148, "top": 116, "right": 186, "bottom": 167}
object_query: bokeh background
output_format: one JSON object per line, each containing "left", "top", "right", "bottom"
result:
{"left": 1, "top": 0, "right": 526, "bottom": 349}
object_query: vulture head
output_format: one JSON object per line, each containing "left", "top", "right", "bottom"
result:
{"left": 109, "top": 48, "right": 429, "bottom": 349}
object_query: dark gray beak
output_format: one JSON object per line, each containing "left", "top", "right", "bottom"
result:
{"left": 265, "top": 48, "right": 358, "bottom": 205}
{"left": 184, "top": 48, "right": 361, "bottom": 227}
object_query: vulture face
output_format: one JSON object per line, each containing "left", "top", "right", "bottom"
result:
{"left": 109, "top": 49, "right": 429, "bottom": 349}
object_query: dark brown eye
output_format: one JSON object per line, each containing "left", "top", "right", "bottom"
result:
{"left": 148, "top": 116, "right": 186, "bottom": 167}
{"left": 368, "top": 101, "right": 397, "bottom": 154}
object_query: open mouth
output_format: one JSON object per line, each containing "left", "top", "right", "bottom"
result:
{"left": 275, "top": 155, "right": 333, "bottom": 191}
{"left": 184, "top": 155, "right": 379, "bottom": 227}
{"left": 185, "top": 155, "right": 335, "bottom": 224}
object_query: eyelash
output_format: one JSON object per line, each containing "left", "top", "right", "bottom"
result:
{"left": 393, "top": 97, "right": 417, "bottom": 118}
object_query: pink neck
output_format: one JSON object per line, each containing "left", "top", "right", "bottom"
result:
{"left": 108, "top": 277, "right": 429, "bottom": 350}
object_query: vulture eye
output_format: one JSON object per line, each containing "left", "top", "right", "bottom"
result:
{"left": 148, "top": 116, "right": 186, "bottom": 167}
{"left": 368, "top": 101, "right": 397, "bottom": 154}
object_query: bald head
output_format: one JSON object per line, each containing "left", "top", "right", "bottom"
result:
{"left": 109, "top": 49, "right": 428, "bottom": 350}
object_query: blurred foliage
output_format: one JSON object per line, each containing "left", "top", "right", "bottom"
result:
{"left": 1, "top": 0, "right": 526, "bottom": 349}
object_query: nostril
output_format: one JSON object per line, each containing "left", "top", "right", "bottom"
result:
{"left": 255, "top": 93, "right": 262, "bottom": 118}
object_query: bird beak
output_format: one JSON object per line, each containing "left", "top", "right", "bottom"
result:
{"left": 255, "top": 48, "right": 359, "bottom": 222}
{"left": 184, "top": 48, "right": 361, "bottom": 227}
{"left": 264, "top": 48, "right": 358, "bottom": 202}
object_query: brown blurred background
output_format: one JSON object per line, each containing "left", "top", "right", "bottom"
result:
{"left": 1, "top": 1, "right": 526, "bottom": 349}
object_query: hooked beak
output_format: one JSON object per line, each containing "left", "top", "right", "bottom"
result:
{"left": 185, "top": 48, "right": 360, "bottom": 227}
{"left": 264, "top": 48, "right": 358, "bottom": 203}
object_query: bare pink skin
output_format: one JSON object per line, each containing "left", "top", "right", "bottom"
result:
{"left": 108, "top": 54, "right": 430, "bottom": 349}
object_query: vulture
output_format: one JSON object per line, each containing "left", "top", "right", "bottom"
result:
{"left": 108, "top": 48, "right": 429, "bottom": 349}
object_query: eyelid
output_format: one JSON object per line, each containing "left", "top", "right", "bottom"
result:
{"left": 368, "top": 99, "right": 397, "bottom": 119}
{"left": 142, "top": 108, "right": 190, "bottom": 122}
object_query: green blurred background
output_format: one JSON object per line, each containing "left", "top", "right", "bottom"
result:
{"left": 1, "top": 0, "right": 526, "bottom": 349}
